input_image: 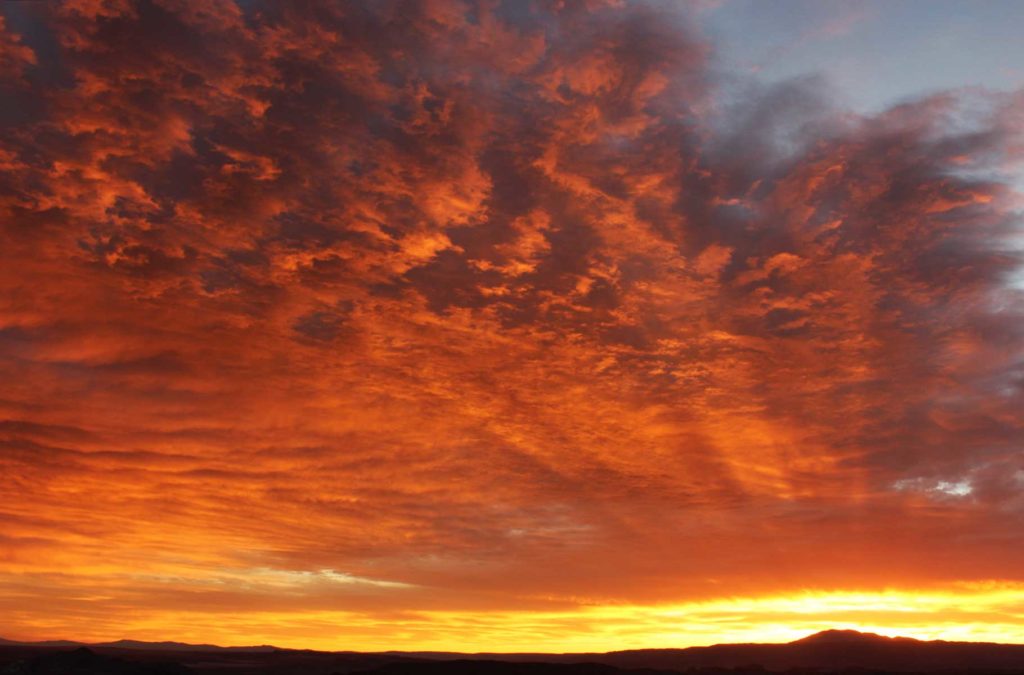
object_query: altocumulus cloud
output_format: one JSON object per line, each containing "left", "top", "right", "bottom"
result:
{"left": 0, "top": 0, "right": 1022, "bottom": 650}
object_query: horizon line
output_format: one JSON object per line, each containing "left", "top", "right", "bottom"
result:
{"left": 5, "top": 629, "right": 1024, "bottom": 654}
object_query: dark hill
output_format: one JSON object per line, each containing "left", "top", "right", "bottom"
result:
{"left": 0, "top": 647, "right": 189, "bottom": 675}
{"left": 355, "top": 661, "right": 683, "bottom": 675}
{"left": 589, "top": 630, "right": 1024, "bottom": 672}
{"left": 394, "top": 631, "right": 1024, "bottom": 672}
{"left": 3, "top": 631, "right": 1024, "bottom": 674}
{"left": 794, "top": 629, "right": 907, "bottom": 644}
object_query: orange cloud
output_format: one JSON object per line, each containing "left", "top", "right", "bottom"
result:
{"left": 0, "top": 0, "right": 1022, "bottom": 650}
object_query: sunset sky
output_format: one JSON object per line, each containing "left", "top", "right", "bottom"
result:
{"left": 1, "top": 0, "right": 1023, "bottom": 652}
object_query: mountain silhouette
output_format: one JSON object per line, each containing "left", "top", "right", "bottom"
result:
{"left": 795, "top": 629, "right": 906, "bottom": 644}
{"left": 0, "top": 637, "right": 275, "bottom": 653}
{"left": 3, "top": 631, "right": 1024, "bottom": 674}
{"left": 0, "top": 647, "right": 189, "bottom": 675}
{"left": 585, "top": 630, "right": 1024, "bottom": 671}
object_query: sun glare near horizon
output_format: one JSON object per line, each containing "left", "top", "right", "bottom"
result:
{"left": 7, "top": 586, "right": 1024, "bottom": 652}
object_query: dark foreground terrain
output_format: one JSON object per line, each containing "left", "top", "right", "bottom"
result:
{"left": 3, "top": 630, "right": 1024, "bottom": 675}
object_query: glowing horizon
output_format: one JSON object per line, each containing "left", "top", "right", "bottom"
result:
{"left": 8, "top": 585, "right": 1024, "bottom": 652}
{"left": 1, "top": 0, "right": 1022, "bottom": 653}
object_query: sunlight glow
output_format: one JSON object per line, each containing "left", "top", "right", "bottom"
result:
{"left": 10, "top": 585, "right": 1024, "bottom": 652}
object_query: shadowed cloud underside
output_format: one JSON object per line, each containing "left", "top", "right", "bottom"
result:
{"left": 0, "top": 0, "right": 1023, "bottom": 651}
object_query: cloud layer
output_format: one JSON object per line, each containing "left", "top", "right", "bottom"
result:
{"left": 1, "top": 0, "right": 1022, "bottom": 649}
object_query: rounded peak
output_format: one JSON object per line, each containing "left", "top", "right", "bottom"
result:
{"left": 795, "top": 629, "right": 898, "bottom": 644}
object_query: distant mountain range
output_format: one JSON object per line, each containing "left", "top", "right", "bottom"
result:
{"left": 394, "top": 630, "right": 1024, "bottom": 672}
{"left": 0, "top": 637, "right": 276, "bottom": 652}
{"left": 3, "top": 630, "right": 1024, "bottom": 674}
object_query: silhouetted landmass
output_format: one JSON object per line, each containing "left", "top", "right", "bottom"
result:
{"left": 0, "top": 639, "right": 275, "bottom": 653}
{"left": 2, "top": 631, "right": 1024, "bottom": 675}
{"left": 0, "top": 644, "right": 430, "bottom": 675}
{"left": 383, "top": 630, "right": 1024, "bottom": 672}
{"left": 581, "top": 629, "right": 1024, "bottom": 671}
{"left": 0, "top": 647, "right": 188, "bottom": 675}
{"left": 0, "top": 640, "right": 83, "bottom": 649}
{"left": 359, "top": 661, "right": 680, "bottom": 675}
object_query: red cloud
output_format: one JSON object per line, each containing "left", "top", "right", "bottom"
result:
{"left": 0, "top": 0, "right": 1022, "bottom": 648}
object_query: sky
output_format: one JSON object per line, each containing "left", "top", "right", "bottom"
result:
{"left": 0, "top": 0, "right": 1023, "bottom": 652}
{"left": 703, "top": 0, "right": 1024, "bottom": 113}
